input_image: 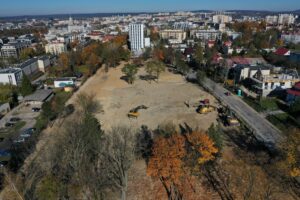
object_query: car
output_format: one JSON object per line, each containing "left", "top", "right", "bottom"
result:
{"left": 5, "top": 122, "right": 14, "bottom": 127}
{"left": 10, "top": 117, "right": 21, "bottom": 122}
{"left": 13, "top": 138, "right": 25, "bottom": 144}
{"left": 32, "top": 107, "right": 41, "bottom": 112}
{"left": 225, "top": 92, "right": 231, "bottom": 96}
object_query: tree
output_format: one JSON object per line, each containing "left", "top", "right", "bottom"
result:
{"left": 147, "top": 133, "right": 186, "bottom": 200}
{"left": 86, "top": 53, "right": 100, "bottom": 75}
{"left": 289, "top": 99, "right": 300, "bottom": 115}
{"left": 122, "top": 64, "right": 139, "bottom": 84}
{"left": 145, "top": 60, "right": 166, "bottom": 82}
{"left": 207, "top": 123, "right": 223, "bottom": 151}
{"left": 101, "top": 126, "right": 136, "bottom": 200}
{"left": 147, "top": 131, "right": 218, "bottom": 200}
{"left": 57, "top": 53, "right": 70, "bottom": 73}
{"left": 175, "top": 60, "right": 189, "bottom": 75}
{"left": 19, "top": 74, "right": 34, "bottom": 96}
{"left": 20, "top": 48, "right": 36, "bottom": 61}
{"left": 194, "top": 45, "right": 204, "bottom": 66}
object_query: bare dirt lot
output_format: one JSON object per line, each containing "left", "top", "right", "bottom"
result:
{"left": 70, "top": 62, "right": 219, "bottom": 131}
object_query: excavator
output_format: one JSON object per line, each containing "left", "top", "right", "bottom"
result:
{"left": 197, "top": 99, "right": 216, "bottom": 114}
{"left": 127, "top": 105, "right": 148, "bottom": 119}
{"left": 197, "top": 105, "right": 216, "bottom": 114}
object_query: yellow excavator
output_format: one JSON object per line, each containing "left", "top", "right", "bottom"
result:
{"left": 197, "top": 105, "right": 216, "bottom": 114}
{"left": 197, "top": 99, "right": 216, "bottom": 114}
{"left": 128, "top": 105, "right": 148, "bottom": 119}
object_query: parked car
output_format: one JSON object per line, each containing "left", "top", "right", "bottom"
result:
{"left": 225, "top": 92, "right": 231, "bottom": 96}
{"left": 13, "top": 138, "right": 25, "bottom": 144}
{"left": 10, "top": 117, "right": 21, "bottom": 122}
{"left": 5, "top": 122, "right": 14, "bottom": 127}
{"left": 32, "top": 107, "right": 41, "bottom": 112}
{"left": 20, "top": 128, "right": 36, "bottom": 138}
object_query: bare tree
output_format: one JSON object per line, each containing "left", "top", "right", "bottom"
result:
{"left": 100, "top": 126, "right": 136, "bottom": 200}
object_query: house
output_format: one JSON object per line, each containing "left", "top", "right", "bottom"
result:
{"left": 0, "top": 68, "right": 23, "bottom": 86}
{"left": 275, "top": 47, "right": 290, "bottom": 56}
{"left": 286, "top": 82, "right": 300, "bottom": 105}
{"left": 23, "top": 89, "right": 54, "bottom": 105}
{"left": 54, "top": 78, "right": 75, "bottom": 88}
{"left": 45, "top": 41, "right": 67, "bottom": 55}
{"left": 232, "top": 65, "right": 271, "bottom": 83}
{"left": 251, "top": 69, "right": 300, "bottom": 97}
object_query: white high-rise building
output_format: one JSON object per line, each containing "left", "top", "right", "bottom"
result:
{"left": 129, "top": 23, "right": 144, "bottom": 55}
{"left": 212, "top": 14, "right": 232, "bottom": 24}
{"left": 278, "top": 14, "right": 296, "bottom": 25}
{"left": 265, "top": 15, "right": 278, "bottom": 25}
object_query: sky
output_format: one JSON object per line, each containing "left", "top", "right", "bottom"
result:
{"left": 0, "top": 0, "right": 299, "bottom": 17}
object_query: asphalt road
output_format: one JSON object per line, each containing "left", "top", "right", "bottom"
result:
{"left": 202, "top": 78, "right": 283, "bottom": 147}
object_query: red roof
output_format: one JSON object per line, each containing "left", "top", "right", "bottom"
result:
{"left": 287, "top": 89, "right": 300, "bottom": 96}
{"left": 275, "top": 47, "right": 290, "bottom": 56}
{"left": 287, "top": 82, "right": 300, "bottom": 96}
{"left": 231, "top": 57, "right": 249, "bottom": 65}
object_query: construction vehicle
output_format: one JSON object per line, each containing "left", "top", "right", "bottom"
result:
{"left": 226, "top": 116, "right": 240, "bottom": 127}
{"left": 197, "top": 105, "right": 216, "bottom": 114}
{"left": 197, "top": 99, "right": 216, "bottom": 114}
{"left": 128, "top": 105, "right": 148, "bottom": 119}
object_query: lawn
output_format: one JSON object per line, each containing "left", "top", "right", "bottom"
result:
{"left": 75, "top": 65, "right": 90, "bottom": 76}
{"left": 243, "top": 97, "right": 279, "bottom": 112}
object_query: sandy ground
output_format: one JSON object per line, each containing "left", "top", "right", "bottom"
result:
{"left": 70, "top": 62, "right": 219, "bottom": 131}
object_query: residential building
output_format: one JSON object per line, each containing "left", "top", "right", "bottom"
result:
{"left": 212, "top": 14, "right": 232, "bottom": 24}
{"left": 275, "top": 47, "right": 290, "bottom": 56}
{"left": 281, "top": 34, "right": 300, "bottom": 44}
{"left": 15, "top": 58, "right": 39, "bottom": 76}
{"left": 265, "top": 15, "right": 278, "bottom": 25}
{"left": 160, "top": 29, "right": 187, "bottom": 43}
{"left": 251, "top": 70, "right": 300, "bottom": 97}
{"left": 129, "top": 23, "right": 145, "bottom": 55}
{"left": 37, "top": 56, "right": 51, "bottom": 72}
{"left": 45, "top": 42, "right": 67, "bottom": 55}
{"left": 191, "top": 29, "right": 222, "bottom": 42}
{"left": 286, "top": 82, "right": 300, "bottom": 105}
{"left": 0, "top": 68, "right": 23, "bottom": 86}
{"left": 278, "top": 14, "right": 296, "bottom": 25}
{"left": 0, "top": 41, "right": 28, "bottom": 58}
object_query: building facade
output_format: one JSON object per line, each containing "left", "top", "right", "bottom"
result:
{"left": 0, "top": 68, "right": 23, "bottom": 86}
{"left": 129, "top": 23, "right": 145, "bottom": 55}
{"left": 160, "top": 29, "right": 187, "bottom": 43}
{"left": 45, "top": 42, "right": 67, "bottom": 55}
{"left": 0, "top": 41, "right": 28, "bottom": 58}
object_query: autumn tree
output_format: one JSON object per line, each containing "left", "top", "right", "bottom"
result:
{"left": 122, "top": 64, "right": 139, "bottom": 84}
{"left": 20, "top": 48, "right": 36, "bottom": 61}
{"left": 279, "top": 129, "right": 300, "bottom": 178}
{"left": 147, "top": 131, "right": 218, "bottom": 200}
{"left": 147, "top": 133, "right": 187, "bottom": 200}
{"left": 57, "top": 52, "right": 70, "bottom": 73}
{"left": 86, "top": 53, "right": 100, "bottom": 75}
{"left": 145, "top": 60, "right": 166, "bottom": 82}
{"left": 194, "top": 45, "right": 204, "bottom": 67}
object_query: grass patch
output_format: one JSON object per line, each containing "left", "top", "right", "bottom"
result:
{"left": 259, "top": 98, "right": 279, "bottom": 111}
{"left": 75, "top": 65, "right": 90, "bottom": 76}
{"left": 267, "top": 113, "right": 300, "bottom": 131}
{"left": 243, "top": 97, "right": 264, "bottom": 112}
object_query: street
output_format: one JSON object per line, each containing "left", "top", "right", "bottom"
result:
{"left": 202, "top": 78, "right": 283, "bottom": 147}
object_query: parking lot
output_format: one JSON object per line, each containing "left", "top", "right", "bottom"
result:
{"left": 0, "top": 103, "right": 41, "bottom": 150}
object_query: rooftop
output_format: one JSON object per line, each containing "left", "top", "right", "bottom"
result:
{"left": 0, "top": 68, "right": 21, "bottom": 74}
{"left": 23, "top": 89, "right": 53, "bottom": 102}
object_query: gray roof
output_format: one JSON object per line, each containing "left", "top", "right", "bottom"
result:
{"left": 0, "top": 68, "right": 22, "bottom": 74}
{"left": 23, "top": 89, "right": 53, "bottom": 102}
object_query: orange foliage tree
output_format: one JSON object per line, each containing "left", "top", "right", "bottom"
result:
{"left": 147, "top": 131, "right": 218, "bottom": 200}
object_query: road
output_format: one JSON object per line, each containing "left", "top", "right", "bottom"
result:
{"left": 202, "top": 78, "right": 283, "bottom": 147}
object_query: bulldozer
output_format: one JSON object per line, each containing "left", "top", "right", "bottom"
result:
{"left": 128, "top": 105, "right": 148, "bottom": 119}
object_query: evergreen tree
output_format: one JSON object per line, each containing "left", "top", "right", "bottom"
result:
{"left": 20, "top": 74, "right": 34, "bottom": 96}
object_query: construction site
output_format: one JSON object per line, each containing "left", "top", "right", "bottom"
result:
{"left": 69, "top": 62, "right": 222, "bottom": 132}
